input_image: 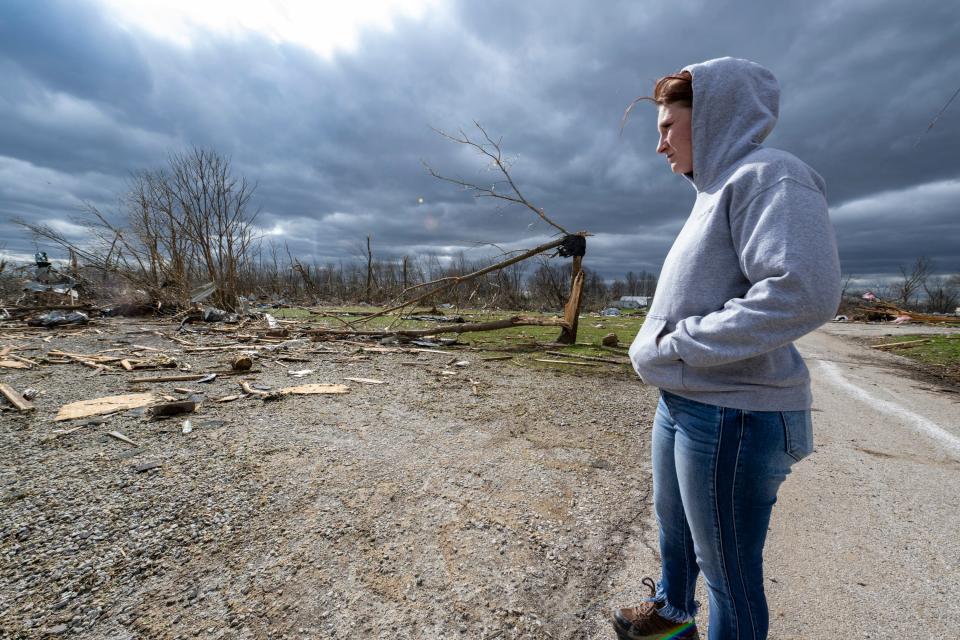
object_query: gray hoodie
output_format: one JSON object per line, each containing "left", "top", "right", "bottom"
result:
{"left": 628, "top": 57, "right": 841, "bottom": 411}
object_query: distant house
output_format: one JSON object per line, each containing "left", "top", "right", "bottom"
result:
{"left": 616, "top": 296, "right": 650, "bottom": 309}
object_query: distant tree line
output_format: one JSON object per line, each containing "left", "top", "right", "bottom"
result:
{"left": 10, "top": 147, "right": 657, "bottom": 312}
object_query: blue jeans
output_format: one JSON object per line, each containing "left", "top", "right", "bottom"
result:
{"left": 651, "top": 390, "right": 813, "bottom": 639}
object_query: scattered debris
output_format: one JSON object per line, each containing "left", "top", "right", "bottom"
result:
{"left": 201, "top": 307, "right": 239, "bottom": 323}
{"left": 230, "top": 355, "right": 253, "bottom": 371}
{"left": 601, "top": 332, "right": 620, "bottom": 346}
{"left": 857, "top": 299, "right": 955, "bottom": 324}
{"left": 240, "top": 381, "right": 270, "bottom": 397}
{"left": 344, "top": 377, "right": 385, "bottom": 385}
{"left": 288, "top": 369, "right": 314, "bottom": 377}
{"left": 481, "top": 355, "right": 513, "bottom": 362}
{"left": 107, "top": 431, "right": 139, "bottom": 447}
{"left": 54, "top": 393, "right": 157, "bottom": 421}
{"left": 0, "top": 383, "right": 35, "bottom": 411}
{"left": 134, "top": 461, "right": 162, "bottom": 473}
{"left": 600, "top": 308, "right": 621, "bottom": 317}
{"left": 181, "top": 419, "right": 193, "bottom": 434}
{"left": 26, "top": 310, "right": 90, "bottom": 327}
{"left": 150, "top": 399, "right": 198, "bottom": 418}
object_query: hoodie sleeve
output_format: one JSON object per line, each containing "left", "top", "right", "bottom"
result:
{"left": 656, "top": 177, "right": 841, "bottom": 367}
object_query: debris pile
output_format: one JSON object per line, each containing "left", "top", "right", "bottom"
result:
{"left": 856, "top": 294, "right": 958, "bottom": 324}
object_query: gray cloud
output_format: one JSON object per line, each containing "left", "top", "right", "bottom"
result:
{"left": 1, "top": 0, "right": 958, "bottom": 280}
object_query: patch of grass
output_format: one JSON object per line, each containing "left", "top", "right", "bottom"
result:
{"left": 280, "top": 306, "right": 648, "bottom": 375}
{"left": 871, "top": 334, "right": 960, "bottom": 367}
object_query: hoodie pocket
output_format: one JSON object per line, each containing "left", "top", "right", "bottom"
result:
{"left": 628, "top": 316, "right": 683, "bottom": 389}
{"left": 781, "top": 410, "right": 814, "bottom": 462}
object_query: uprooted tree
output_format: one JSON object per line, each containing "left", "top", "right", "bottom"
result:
{"left": 16, "top": 147, "right": 259, "bottom": 312}
{"left": 340, "top": 122, "right": 590, "bottom": 343}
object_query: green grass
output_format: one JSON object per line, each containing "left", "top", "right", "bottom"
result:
{"left": 871, "top": 334, "right": 960, "bottom": 367}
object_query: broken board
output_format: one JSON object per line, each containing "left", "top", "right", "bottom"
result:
{"left": 277, "top": 383, "right": 349, "bottom": 396}
{"left": 0, "top": 384, "right": 34, "bottom": 411}
{"left": 54, "top": 393, "right": 157, "bottom": 422}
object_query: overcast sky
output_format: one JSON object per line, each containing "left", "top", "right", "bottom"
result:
{"left": 1, "top": 0, "right": 957, "bottom": 284}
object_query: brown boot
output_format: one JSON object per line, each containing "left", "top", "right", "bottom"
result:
{"left": 611, "top": 577, "right": 699, "bottom": 640}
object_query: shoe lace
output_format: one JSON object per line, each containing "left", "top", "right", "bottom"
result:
{"left": 641, "top": 576, "right": 657, "bottom": 600}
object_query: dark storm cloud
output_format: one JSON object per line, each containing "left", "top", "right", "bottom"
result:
{"left": 1, "top": 0, "right": 958, "bottom": 279}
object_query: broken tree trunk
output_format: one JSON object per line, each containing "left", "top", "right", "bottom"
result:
{"left": 355, "top": 236, "right": 570, "bottom": 324}
{"left": 308, "top": 315, "right": 568, "bottom": 339}
{"left": 557, "top": 255, "right": 585, "bottom": 344}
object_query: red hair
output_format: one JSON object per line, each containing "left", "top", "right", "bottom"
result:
{"left": 621, "top": 70, "right": 693, "bottom": 134}
{"left": 652, "top": 71, "right": 693, "bottom": 106}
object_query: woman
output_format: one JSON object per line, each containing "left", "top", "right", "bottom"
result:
{"left": 613, "top": 58, "right": 841, "bottom": 639}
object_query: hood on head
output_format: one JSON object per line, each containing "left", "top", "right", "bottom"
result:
{"left": 682, "top": 57, "right": 780, "bottom": 191}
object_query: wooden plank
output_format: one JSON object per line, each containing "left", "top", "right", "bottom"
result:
{"left": 0, "top": 360, "right": 30, "bottom": 369}
{"left": 128, "top": 373, "right": 207, "bottom": 383}
{"left": 0, "top": 383, "right": 34, "bottom": 411}
{"left": 9, "top": 354, "right": 41, "bottom": 366}
{"left": 871, "top": 339, "right": 931, "bottom": 350}
{"left": 278, "top": 383, "right": 350, "bottom": 395}
{"left": 54, "top": 393, "right": 157, "bottom": 421}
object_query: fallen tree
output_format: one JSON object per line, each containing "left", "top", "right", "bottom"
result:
{"left": 353, "top": 122, "right": 589, "bottom": 343}
{"left": 307, "top": 314, "right": 569, "bottom": 339}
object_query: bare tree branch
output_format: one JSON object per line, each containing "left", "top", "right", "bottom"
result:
{"left": 423, "top": 122, "right": 569, "bottom": 235}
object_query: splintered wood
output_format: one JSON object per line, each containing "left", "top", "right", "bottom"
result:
{"left": 54, "top": 393, "right": 157, "bottom": 422}
{"left": 277, "top": 383, "right": 349, "bottom": 396}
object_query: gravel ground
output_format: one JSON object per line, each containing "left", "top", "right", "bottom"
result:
{"left": 1, "top": 318, "right": 659, "bottom": 639}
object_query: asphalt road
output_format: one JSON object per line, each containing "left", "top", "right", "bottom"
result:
{"left": 607, "top": 324, "right": 960, "bottom": 639}
{"left": 768, "top": 325, "right": 960, "bottom": 639}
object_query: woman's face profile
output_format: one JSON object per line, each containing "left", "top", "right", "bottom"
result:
{"left": 656, "top": 103, "right": 693, "bottom": 175}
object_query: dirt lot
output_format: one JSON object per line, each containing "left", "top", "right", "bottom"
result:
{"left": 1, "top": 317, "right": 659, "bottom": 639}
